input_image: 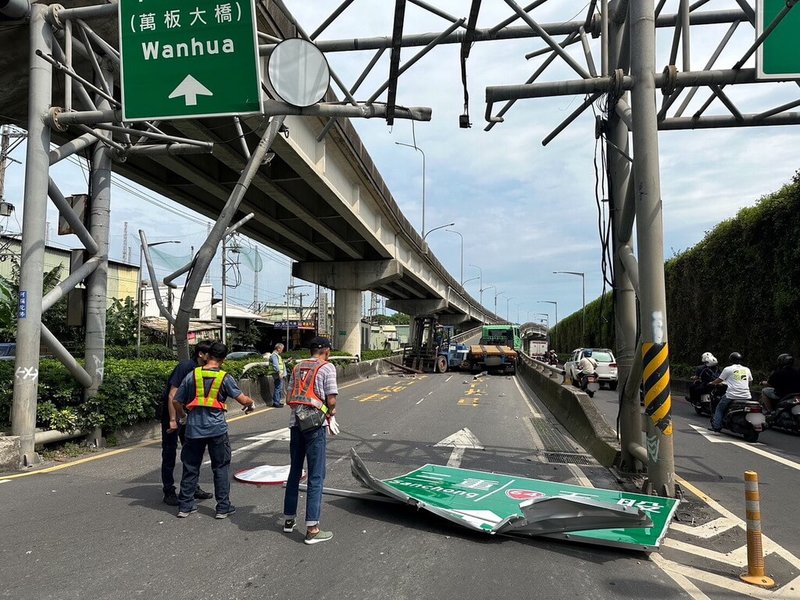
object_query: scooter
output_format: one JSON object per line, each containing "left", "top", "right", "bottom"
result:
{"left": 764, "top": 392, "right": 800, "bottom": 434}
{"left": 711, "top": 391, "right": 766, "bottom": 443}
{"left": 686, "top": 384, "right": 724, "bottom": 417}
{"left": 577, "top": 372, "right": 600, "bottom": 398}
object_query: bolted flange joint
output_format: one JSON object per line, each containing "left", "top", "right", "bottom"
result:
{"left": 662, "top": 65, "right": 679, "bottom": 96}
{"left": 47, "top": 107, "right": 69, "bottom": 132}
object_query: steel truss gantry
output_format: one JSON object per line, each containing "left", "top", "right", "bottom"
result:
{"left": 273, "top": 0, "right": 800, "bottom": 498}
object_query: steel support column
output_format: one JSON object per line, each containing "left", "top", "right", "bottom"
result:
{"left": 629, "top": 0, "right": 675, "bottom": 497}
{"left": 82, "top": 62, "right": 113, "bottom": 448}
{"left": 11, "top": 3, "right": 52, "bottom": 467}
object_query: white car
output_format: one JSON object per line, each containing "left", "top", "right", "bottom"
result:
{"left": 565, "top": 348, "right": 618, "bottom": 390}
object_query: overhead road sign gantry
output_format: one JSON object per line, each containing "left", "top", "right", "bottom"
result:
{"left": 119, "top": 0, "right": 261, "bottom": 121}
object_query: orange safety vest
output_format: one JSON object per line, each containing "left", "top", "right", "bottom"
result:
{"left": 287, "top": 359, "right": 330, "bottom": 414}
{"left": 185, "top": 367, "right": 228, "bottom": 411}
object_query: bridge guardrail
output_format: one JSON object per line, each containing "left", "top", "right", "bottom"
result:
{"left": 452, "top": 326, "right": 483, "bottom": 344}
{"left": 518, "top": 351, "right": 619, "bottom": 467}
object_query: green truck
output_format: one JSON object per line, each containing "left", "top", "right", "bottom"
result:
{"left": 464, "top": 324, "right": 521, "bottom": 374}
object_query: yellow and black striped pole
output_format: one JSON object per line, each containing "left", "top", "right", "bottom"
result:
{"left": 740, "top": 471, "right": 775, "bottom": 588}
{"left": 641, "top": 341, "right": 675, "bottom": 496}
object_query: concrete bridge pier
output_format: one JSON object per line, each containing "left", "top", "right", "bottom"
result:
{"left": 293, "top": 259, "right": 403, "bottom": 357}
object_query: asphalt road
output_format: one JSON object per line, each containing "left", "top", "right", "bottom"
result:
{"left": 0, "top": 370, "right": 688, "bottom": 600}
{"left": 589, "top": 384, "right": 800, "bottom": 598}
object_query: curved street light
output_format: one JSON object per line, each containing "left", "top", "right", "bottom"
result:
{"left": 422, "top": 221, "right": 455, "bottom": 241}
{"left": 446, "top": 228, "right": 463, "bottom": 285}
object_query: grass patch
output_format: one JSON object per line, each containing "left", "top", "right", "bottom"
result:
{"left": 39, "top": 440, "right": 97, "bottom": 462}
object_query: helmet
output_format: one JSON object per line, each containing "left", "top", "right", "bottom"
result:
{"left": 701, "top": 352, "right": 717, "bottom": 367}
{"left": 777, "top": 353, "right": 794, "bottom": 368}
{"left": 583, "top": 349, "right": 593, "bottom": 357}
{"left": 729, "top": 352, "right": 743, "bottom": 363}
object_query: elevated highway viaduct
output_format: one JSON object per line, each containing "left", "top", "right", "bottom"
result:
{"left": 0, "top": 0, "right": 501, "bottom": 360}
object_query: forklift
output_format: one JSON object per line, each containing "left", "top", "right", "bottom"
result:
{"left": 402, "top": 315, "right": 468, "bottom": 373}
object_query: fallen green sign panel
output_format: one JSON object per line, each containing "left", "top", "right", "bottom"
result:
{"left": 350, "top": 450, "right": 678, "bottom": 552}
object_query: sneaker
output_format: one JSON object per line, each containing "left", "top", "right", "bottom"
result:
{"left": 194, "top": 487, "right": 213, "bottom": 500}
{"left": 707, "top": 426, "right": 721, "bottom": 433}
{"left": 283, "top": 519, "right": 296, "bottom": 533}
{"left": 215, "top": 507, "right": 236, "bottom": 519}
{"left": 272, "top": 403, "right": 284, "bottom": 408}
{"left": 177, "top": 507, "right": 198, "bottom": 518}
{"left": 163, "top": 492, "right": 179, "bottom": 506}
{"left": 304, "top": 529, "right": 333, "bottom": 545}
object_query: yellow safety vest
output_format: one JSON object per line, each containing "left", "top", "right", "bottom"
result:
{"left": 186, "top": 367, "right": 227, "bottom": 411}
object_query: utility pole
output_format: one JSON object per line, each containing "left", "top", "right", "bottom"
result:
{"left": 629, "top": 0, "right": 675, "bottom": 497}
{"left": 221, "top": 233, "right": 228, "bottom": 346}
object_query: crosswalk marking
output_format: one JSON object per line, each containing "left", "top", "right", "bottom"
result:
{"left": 670, "top": 516, "right": 739, "bottom": 539}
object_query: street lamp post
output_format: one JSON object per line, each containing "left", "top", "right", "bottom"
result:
{"left": 462, "top": 275, "right": 479, "bottom": 287}
{"left": 137, "top": 239, "right": 181, "bottom": 358}
{"left": 506, "top": 297, "right": 514, "bottom": 322}
{"left": 395, "top": 141, "right": 426, "bottom": 237}
{"left": 538, "top": 300, "right": 558, "bottom": 350}
{"left": 554, "top": 270, "right": 586, "bottom": 341}
{"left": 446, "top": 229, "right": 463, "bottom": 285}
{"left": 494, "top": 290, "right": 505, "bottom": 317}
{"left": 469, "top": 264, "right": 482, "bottom": 300}
{"left": 422, "top": 221, "right": 455, "bottom": 241}
{"left": 479, "top": 284, "right": 494, "bottom": 313}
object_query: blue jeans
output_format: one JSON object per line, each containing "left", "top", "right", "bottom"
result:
{"left": 178, "top": 434, "right": 231, "bottom": 513}
{"left": 283, "top": 425, "right": 327, "bottom": 527}
{"left": 711, "top": 395, "right": 734, "bottom": 430}
{"left": 272, "top": 376, "right": 284, "bottom": 406}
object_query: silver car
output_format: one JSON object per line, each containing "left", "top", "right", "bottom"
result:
{"left": 565, "top": 348, "right": 618, "bottom": 390}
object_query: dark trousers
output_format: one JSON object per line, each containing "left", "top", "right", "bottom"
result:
{"left": 178, "top": 434, "right": 232, "bottom": 513}
{"left": 160, "top": 418, "right": 186, "bottom": 495}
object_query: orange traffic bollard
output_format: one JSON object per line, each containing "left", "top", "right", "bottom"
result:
{"left": 740, "top": 471, "right": 775, "bottom": 588}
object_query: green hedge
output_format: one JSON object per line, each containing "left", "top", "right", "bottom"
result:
{"left": 551, "top": 176, "right": 800, "bottom": 374}
{"left": 1, "top": 351, "right": 361, "bottom": 433}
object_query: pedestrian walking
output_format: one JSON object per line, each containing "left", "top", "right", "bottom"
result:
{"left": 283, "top": 336, "right": 338, "bottom": 544}
{"left": 268, "top": 342, "right": 287, "bottom": 407}
{"left": 173, "top": 342, "right": 255, "bottom": 519}
{"left": 160, "top": 340, "right": 213, "bottom": 506}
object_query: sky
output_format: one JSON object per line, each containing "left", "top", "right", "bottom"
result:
{"left": 3, "top": 0, "right": 800, "bottom": 326}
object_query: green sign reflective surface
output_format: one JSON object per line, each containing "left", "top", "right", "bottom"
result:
{"left": 757, "top": 0, "right": 800, "bottom": 80}
{"left": 119, "top": 0, "right": 261, "bottom": 120}
{"left": 382, "top": 464, "right": 679, "bottom": 551}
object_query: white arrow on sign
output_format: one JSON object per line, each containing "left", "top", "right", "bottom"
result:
{"left": 689, "top": 424, "right": 800, "bottom": 472}
{"left": 168, "top": 74, "right": 213, "bottom": 106}
{"left": 435, "top": 427, "right": 484, "bottom": 468}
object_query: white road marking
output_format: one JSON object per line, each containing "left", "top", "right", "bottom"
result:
{"left": 435, "top": 428, "right": 484, "bottom": 468}
{"left": 0, "top": 479, "right": 10, "bottom": 484}
{"left": 652, "top": 557, "right": 790, "bottom": 599}
{"left": 513, "top": 377, "right": 544, "bottom": 418}
{"left": 689, "top": 424, "right": 800, "bottom": 471}
{"left": 649, "top": 555, "right": 713, "bottom": 600}
{"left": 445, "top": 375, "right": 453, "bottom": 383}
{"left": 416, "top": 398, "right": 425, "bottom": 405}
{"left": 204, "top": 427, "right": 290, "bottom": 465}
{"left": 670, "top": 516, "right": 739, "bottom": 539}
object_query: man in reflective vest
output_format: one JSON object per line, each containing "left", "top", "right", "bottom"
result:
{"left": 283, "top": 336, "right": 338, "bottom": 544}
{"left": 160, "top": 339, "right": 213, "bottom": 507}
{"left": 268, "top": 342, "right": 286, "bottom": 407}
{"left": 173, "top": 341, "right": 255, "bottom": 519}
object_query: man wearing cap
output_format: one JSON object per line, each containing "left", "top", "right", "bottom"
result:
{"left": 282, "top": 336, "right": 338, "bottom": 544}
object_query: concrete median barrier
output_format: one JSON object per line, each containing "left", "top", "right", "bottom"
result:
{"left": 518, "top": 355, "right": 620, "bottom": 467}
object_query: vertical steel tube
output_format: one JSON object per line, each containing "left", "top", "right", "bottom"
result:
{"left": 11, "top": 3, "right": 52, "bottom": 466}
{"left": 83, "top": 63, "right": 113, "bottom": 446}
{"left": 629, "top": 0, "right": 675, "bottom": 496}
{"left": 221, "top": 234, "right": 227, "bottom": 345}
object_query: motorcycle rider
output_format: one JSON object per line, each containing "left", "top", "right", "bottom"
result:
{"left": 759, "top": 353, "right": 800, "bottom": 413}
{"left": 688, "top": 352, "right": 720, "bottom": 405}
{"left": 576, "top": 349, "right": 598, "bottom": 390}
{"left": 709, "top": 352, "right": 752, "bottom": 432}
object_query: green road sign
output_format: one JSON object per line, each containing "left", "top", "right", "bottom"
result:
{"left": 382, "top": 464, "right": 679, "bottom": 551}
{"left": 119, "top": 0, "right": 261, "bottom": 121}
{"left": 757, "top": 0, "right": 800, "bottom": 80}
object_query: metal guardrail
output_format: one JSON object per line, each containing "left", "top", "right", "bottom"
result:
{"left": 520, "top": 351, "right": 565, "bottom": 384}
{"left": 452, "top": 326, "right": 483, "bottom": 343}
